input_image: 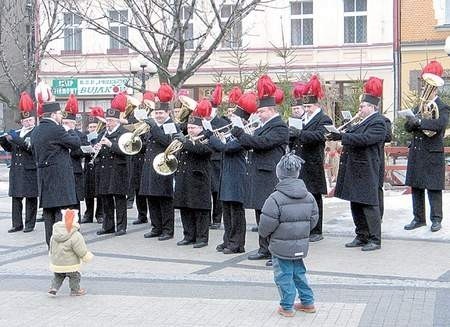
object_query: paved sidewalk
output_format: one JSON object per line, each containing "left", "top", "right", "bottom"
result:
{"left": 0, "top": 164, "right": 449, "bottom": 326}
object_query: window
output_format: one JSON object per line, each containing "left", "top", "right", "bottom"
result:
{"left": 290, "top": 1, "right": 313, "bottom": 46}
{"left": 344, "top": 0, "right": 367, "bottom": 44}
{"left": 181, "top": 6, "right": 194, "bottom": 49}
{"left": 221, "top": 4, "right": 242, "bottom": 48}
{"left": 446, "top": 0, "right": 450, "bottom": 24}
{"left": 108, "top": 10, "right": 128, "bottom": 52}
{"left": 63, "top": 13, "right": 82, "bottom": 53}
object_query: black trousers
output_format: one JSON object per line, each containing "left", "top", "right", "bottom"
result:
{"left": 379, "top": 187, "right": 384, "bottom": 221}
{"left": 412, "top": 187, "right": 442, "bottom": 223}
{"left": 102, "top": 194, "right": 127, "bottom": 232}
{"left": 310, "top": 193, "right": 323, "bottom": 235}
{"left": 222, "top": 201, "right": 246, "bottom": 252}
{"left": 180, "top": 208, "right": 209, "bottom": 244}
{"left": 136, "top": 194, "right": 149, "bottom": 222}
{"left": 84, "top": 196, "right": 104, "bottom": 221}
{"left": 211, "top": 191, "right": 223, "bottom": 224}
{"left": 12, "top": 197, "right": 37, "bottom": 229}
{"left": 350, "top": 202, "right": 381, "bottom": 245}
{"left": 255, "top": 209, "right": 270, "bottom": 256}
{"left": 148, "top": 196, "right": 174, "bottom": 236}
{"left": 43, "top": 207, "right": 63, "bottom": 247}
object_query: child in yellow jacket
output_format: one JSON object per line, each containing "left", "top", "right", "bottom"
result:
{"left": 48, "top": 209, "right": 93, "bottom": 296}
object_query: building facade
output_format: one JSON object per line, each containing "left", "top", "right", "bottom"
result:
{"left": 40, "top": 0, "right": 394, "bottom": 126}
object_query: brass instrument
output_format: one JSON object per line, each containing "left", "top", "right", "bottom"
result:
{"left": 119, "top": 95, "right": 141, "bottom": 123}
{"left": 214, "top": 119, "right": 262, "bottom": 143}
{"left": 418, "top": 73, "right": 444, "bottom": 137}
{"left": 117, "top": 121, "right": 150, "bottom": 155}
{"left": 153, "top": 134, "right": 207, "bottom": 175}
{"left": 176, "top": 95, "right": 197, "bottom": 123}
{"left": 336, "top": 113, "right": 363, "bottom": 132}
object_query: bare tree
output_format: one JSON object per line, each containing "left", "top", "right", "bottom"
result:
{"left": 58, "top": 0, "right": 274, "bottom": 89}
{"left": 0, "top": 0, "right": 64, "bottom": 116}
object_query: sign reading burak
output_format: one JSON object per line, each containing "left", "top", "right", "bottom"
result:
{"left": 52, "top": 77, "right": 131, "bottom": 97}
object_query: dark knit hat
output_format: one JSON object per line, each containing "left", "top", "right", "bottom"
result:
{"left": 276, "top": 152, "right": 305, "bottom": 180}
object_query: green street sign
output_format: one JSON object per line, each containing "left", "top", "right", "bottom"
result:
{"left": 51, "top": 77, "right": 130, "bottom": 97}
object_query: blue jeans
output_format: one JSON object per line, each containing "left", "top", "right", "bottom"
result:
{"left": 272, "top": 256, "right": 314, "bottom": 311}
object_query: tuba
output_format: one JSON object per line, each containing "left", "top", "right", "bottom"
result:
{"left": 418, "top": 73, "right": 444, "bottom": 137}
{"left": 117, "top": 121, "right": 150, "bottom": 155}
{"left": 176, "top": 95, "right": 197, "bottom": 123}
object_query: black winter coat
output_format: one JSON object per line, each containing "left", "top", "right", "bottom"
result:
{"left": 140, "top": 120, "right": 178, "bottom": 197}
{"left": 405, "top": 98, "right": 450, "bottom": 190}
{"left": 210, "top": 116, "right": 229, "bottom": 193}
{"left": 208, "top": 135, "right": 246, "bottom": 203}
{"left": 290, "top": 110, "right": 332, "bottom": 194}
{"left": 94, "top": 126, "right": 129, "bottom": 195}
{"left": 379, "top": 116, "right": 392, "bottom": 188}
{"left": 236, "top": 115, "right": 289, "bottom": 210}
{"left": 0, "top": 128, "right": 38, "bottom": 197}
{"left": 334, "top": 113, "right": 387, "bottom": 206}
{"left": 31, "top": 119, "right": 80, "bottom": 208}
{"left": 174, "top": 137, "right": 212, "bottom": 210}
{"left": 70, "top": 130, "right": 88, "bottom": 202}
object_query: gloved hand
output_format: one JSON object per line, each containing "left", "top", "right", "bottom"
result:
{"left": 203, "top": 129, "right": 213, "bottom": 139}
{"left": 173, "top": 132, "right": 187, "bottom": 144}
{"left": 326, "top": 132, "right": 342, "bottom": 141}
{"left": 144, "top": 118, "right": 157, "bottom": 128}
{"left": 289, "top": 126, "right": 301, "bottom": 138}
{"left": 405, "top": 117, "right": 421, "bottom": 131}
{"left": 8, "top": 129, "right": 19, "bottom": 140}
{"left": 230, "top": 126, "right": 244, "bottom": 138}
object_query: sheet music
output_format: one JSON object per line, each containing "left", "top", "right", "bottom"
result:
{"left": 80, "top": 145, "right": 95, "bottom": 154}
{"left": 288, "top": 118, "right": 303, "bottom": 130}
{"left": 324, "top": 125, "right": 340, "bottom": 133}
{"left": 341, "top": 111, "right": 353, "bottom": 121}
{"left": 201, "top": 120, "right": 213, "bottom": 131}
{"left": 163, "top": 122, "right": 177, "bottom": 135}
{"left": 397, "top": 109, "right": 415, "bottom": 119}
{"left": 230, "top": 115, "right": 244, "bottom": 128}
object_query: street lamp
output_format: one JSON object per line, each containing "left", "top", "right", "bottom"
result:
{"left": 130, "top": 55, "right": 158, "bottom": 94}
{"left": 444, "top": 36, "right": 450, "bottom": 56}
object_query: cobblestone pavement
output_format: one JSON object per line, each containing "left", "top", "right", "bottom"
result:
{"left": 0, "top": 180, "right": 449, "bottom": 326}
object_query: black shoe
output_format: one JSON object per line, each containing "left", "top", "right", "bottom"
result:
{"left": 8, "top": 226, "right": 23, "bottom": 233}
{"left": 210, "top": 223, "right": 221, "bottom": 230}
{"left": 115, "top": 230, "right": 126, "bottom": 236}
{"left": 96, "top": 217, "right": 103, "bottom": 224}
{"left": 361, "top": 242, "right": 381, "bottom": 251}
{"left": 36, "top": 217, "right": 44, "bottom": 222}
{"left": 251, "top": 226, "right": 258, "bottom": 232}
{"left": 309, "top": 234, "right": 324, "bottom": 242}
{"left": 193, "top": 241, "right": 208, "bottom": 248}
{"left": 404, "top": 220, "right": 426, "bottom": 230}
{"left": 132, "top": 219, "right": 148, "bottom": 225}
{"left": 23, "top": 227, "right": 34, "bottom": 233}
{"left": 265, "top": 259, "right": 273, "bottom": 267}
{"left": 144, "top": 231, "right": 161, "bottom": 238}
{"left": 216, "top": 244, "right": 225, "bottom": 252}
{"left": 97, "top": 229, "right": 115, "bottom": 235}
{"left": 431, "top": 222, "right": 442, "bottom": 232}
{"left": 80, "top": 218, "right": 93, "bottom": 224}
{"left": 345, "top": 238, "right": 367, "bottom": 248}
{"left": 158, "top": 234, "right": 173, "bottom": 241}
{"left": 248, "top": 252, "right": 270, "bottom": 260}
{"left": 223, "top": 247, "right": 245, "bottom": 254}
{"left": 177, "top": 239, "right": 195, "bottom": 246}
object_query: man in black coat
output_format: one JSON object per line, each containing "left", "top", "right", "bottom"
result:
{"left": 1, "top": 110, "right": 38, "bottom": 233}
{"left": 140, "top": 102, "right": 179, "bottom": 240}
{"left": 290, "top": 96, "right": 332, "bottom": 242}
{"left": 94, "top": 107, "right": 129, "bottom": 236}
{"left": 174, "top": 115, "right": 213, "bottom": 249}
{"left": 404, "top": 87, "right": 449, "bottom": 232}
{"left": 330, "top": 84, "right": 387, "bottom": 252}
{"left": 82, "top": 120, "right": 104, "bottom": 224}
{"left": 31, "top": 102, "right": 80, "bottom": 246}
{"left": 231, "top": 93, "right": 289, "bottom": 261}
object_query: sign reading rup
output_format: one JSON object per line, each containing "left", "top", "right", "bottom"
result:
{"left": 52, "top": 77, "right": 131, "bottom": 97}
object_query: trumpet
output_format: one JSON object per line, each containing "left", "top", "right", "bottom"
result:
{"left": 214, "top": 119, "right": 262, "bottom": 143}
{"left": 336, "top": 113, "right": 362, "bottom": 132}
{"left": 153, "top": 134, "right": 207, "bottom": 176}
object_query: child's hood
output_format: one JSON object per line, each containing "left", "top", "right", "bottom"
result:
{"left": 275, "top": 178, "right": 308, "bottom": 199}
{"left": 52, "top": 221, "right": 80, "bottom": 242}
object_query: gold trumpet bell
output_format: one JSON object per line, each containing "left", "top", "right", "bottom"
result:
{"left": 118, "top": 132, "right": 143, "bottom": 155}
{"left": 153, "top": 152, "right": 178, "bottom": 175}
{"left": 177, "top": 95, "right": 197, "bottom": 123}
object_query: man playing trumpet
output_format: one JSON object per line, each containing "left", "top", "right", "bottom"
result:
{"left": 328, "top": 77, "right": 387, "bottom": 251}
